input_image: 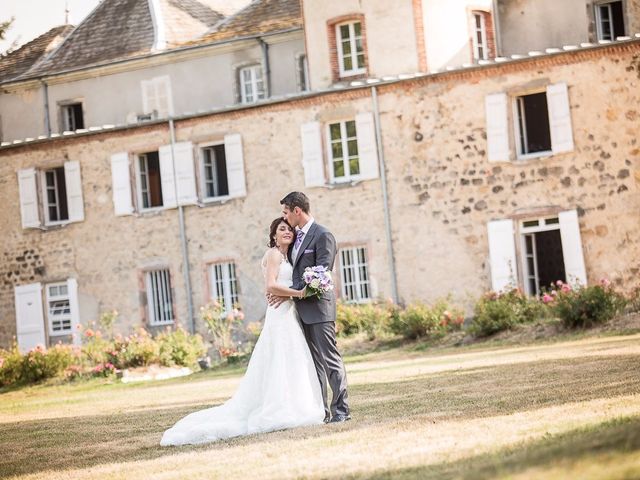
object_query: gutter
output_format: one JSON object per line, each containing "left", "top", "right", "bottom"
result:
{"left": 257, "top": 37, "right": 271, "bottom": 97}
{"left": 168, "top": 118, "right": 196, "bottom": 334}
{"left": 371, "top": 86, "right": 399, "bottom": 303}
{"left": 41, "top": 80, "right": 51, "bottom": 136}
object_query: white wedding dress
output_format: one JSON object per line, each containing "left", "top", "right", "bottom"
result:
{"left": 160, "top": 256, "right": 325, "bottom": 446}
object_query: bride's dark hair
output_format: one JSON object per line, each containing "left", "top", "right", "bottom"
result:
{"left": 268, "top": 217, "right": 294, "bottom": 248}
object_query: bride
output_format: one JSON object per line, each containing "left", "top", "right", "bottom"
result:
{"left": 160, "top": 218, "right": 325, "bottom": 446}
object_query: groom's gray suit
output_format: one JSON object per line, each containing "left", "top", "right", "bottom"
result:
{"left": 288, "top": 221, "right": 350, "bottom": 419}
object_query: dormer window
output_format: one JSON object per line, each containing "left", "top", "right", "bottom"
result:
{"left": 595, "top": 1, "right": 625, "bottom": 40}
{"left": 336, "top": 21, "right": 366, "bottom": 77}
{"left": 61, "top": 102, "right": 84, "bottom": 131}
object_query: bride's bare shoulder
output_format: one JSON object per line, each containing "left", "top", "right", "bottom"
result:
{"left": 262, "top": 247, "right": 281, "bottom": 264}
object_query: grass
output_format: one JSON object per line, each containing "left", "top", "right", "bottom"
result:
{"left": 1, "top": 333, "right": 640, "bottom": 479}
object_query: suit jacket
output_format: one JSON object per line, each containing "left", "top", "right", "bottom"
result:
{"left": 288, "top": 222, "right": 337, "bottom": 325}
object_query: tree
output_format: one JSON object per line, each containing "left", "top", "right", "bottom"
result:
{"left": 0, "top": 17, "right": 16, "bottom": 56}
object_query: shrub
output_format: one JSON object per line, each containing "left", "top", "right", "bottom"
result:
{"left": 200, "top": 302, "right": 245, "bottom": 361}
{"left": 336, "top": 301, "right": 398, "bottom": 340}
{"left": 389, "top": 299, "right": 463, "bottom": 340}
{"left": 470, "top": 288, "right": 546, "bottom": 337}
{"left": 0, "top": 343, "right": 78, "bottom": 386}
{"left": 156, "top": 326, "right": 206, "bottom": 368}
{"left": 550, "top": 279, "right": 626, "bottom": 328}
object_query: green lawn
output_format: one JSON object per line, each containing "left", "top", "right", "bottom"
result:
{"left": 1, "top": 333, "right": 640, "bottom": 479}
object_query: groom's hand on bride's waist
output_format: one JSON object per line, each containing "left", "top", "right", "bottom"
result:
{"left": 266, "top": 293, "right": 289, "bottom": 308}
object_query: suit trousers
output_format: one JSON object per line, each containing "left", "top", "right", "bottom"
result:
{"left": 301, "top": 320, "right": 350, "bottom": 418}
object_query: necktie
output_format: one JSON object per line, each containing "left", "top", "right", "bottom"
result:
{"left": 295, "top": 230, "right": 305, "bottom": 249}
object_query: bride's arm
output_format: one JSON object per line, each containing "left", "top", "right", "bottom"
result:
{"left": 264, "top": 249, "right": 305, "bottom": 298}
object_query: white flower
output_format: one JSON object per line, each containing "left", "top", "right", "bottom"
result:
{"left": 310, "top": 278, "right": 321, "bottom": 289}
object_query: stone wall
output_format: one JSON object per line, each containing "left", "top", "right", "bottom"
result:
{"left": 1, "top": 41, "right": 639, "bottom": 347}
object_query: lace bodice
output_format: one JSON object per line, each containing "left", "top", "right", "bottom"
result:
{"left": 261, "top": 250, "right": 293, "bottom": 287}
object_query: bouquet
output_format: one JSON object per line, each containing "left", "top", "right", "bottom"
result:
{"left": 302, "top": 266, "right": 334, "bottom": 299}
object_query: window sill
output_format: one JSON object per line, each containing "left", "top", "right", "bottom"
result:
{"left": 199, "top": 196, "right": 233, "bottom": 206}
{"left": 49, "top": 331, "right": 72, "bottom": 337}
{"left": 150, "top": 320, "right": 174, "bottom": 327}
{"left": 136, "top": 207, "right": 167, "bottom": 216}
{"left": 339, "top": 68, "right": 367, "bottom": 78}
{"left": 515, "top": 150, "right": 553, "bottom": 162}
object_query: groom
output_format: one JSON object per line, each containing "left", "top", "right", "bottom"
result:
{"left": 273, "top": 191, "right": 350, "bottom": 423}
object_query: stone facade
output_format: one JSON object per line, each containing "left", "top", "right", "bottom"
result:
{"left": 1, "top": 41, "right": 639, "bottom": 348}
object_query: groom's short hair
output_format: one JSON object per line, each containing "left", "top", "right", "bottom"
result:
{"left": 280, "top": 191, "right": 310, "bottom": 213}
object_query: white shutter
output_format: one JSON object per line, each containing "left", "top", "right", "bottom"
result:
{"left": 155, "top": 76, "right": 174, "bottom": 118}
{"left": 159, "top": 144, "right": 177, "bottom": 208}
{"left": 64, "top": 161, "right": 84, "bottom": 222}
{"left": 487, "top": 219, "right": 518, "bottom": 292}
{"left": 14, "top": 283, "right": 46, "bottom": 353}
{"left": 17, "top": 168, "right": 41, "bottom": 228}
{"left": 141, "top": 79, "right": 156, "bottom": 115}
{"left": 224, "top": 133, "right": 247, "bottom": 198}
{"left": 559, "top": 209, "right": 587, "bottom": 286}
{"left": 163, "top": 142, "right": 197, "bottom": 205}
{"left": 67, "top": 278, "right": 81, "bottom": 346}
{"left": 355, "top": 112, "right": 380, "bottom": 180}
{"left": 547, "top": 82, "right": 574, "bottom": 154}
{"left": 110, "top": 152, "right": 134, "bottom": 216}
{"left": 485, "top": 93, "right": 510, "bottom": 162}
{"left": 300, "top": 121, "right": 325, "bottom": 187}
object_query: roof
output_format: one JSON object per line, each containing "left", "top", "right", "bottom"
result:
{"left": 15, "top": 0, "right": 225, "bottom": 80}
{"left": 192, "top": 0, "right": 301, "bottom": 44}
{"left": 0, "top": 25, "right": 74, "bottom": 83}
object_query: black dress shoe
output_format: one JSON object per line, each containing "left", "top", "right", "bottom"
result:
{"left": 323, "top": 416, "right": 331, "bottom": 424}
{"left": 329, "top": 414, "right": 351, "bottom": 423}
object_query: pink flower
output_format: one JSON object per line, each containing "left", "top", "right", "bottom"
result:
{"left": 551, "top": 290, "right": 558, "bottom": 296}
{"left": 542, "top": 294, "right": 554, "bottom": 304}
{"left": 561, "top": 284, "right": 572, "bottom": 293}
{"left": 84, "top": 329, "right": 94, "bottom": 338}
{"left": 556, "top": 280, "right": 563, "bottom": 286}
{"left": 237, "top": 312, "right": 245, "bottom": 320}
{"left": 600, "top": 278, "right": 611, "bottom": 287}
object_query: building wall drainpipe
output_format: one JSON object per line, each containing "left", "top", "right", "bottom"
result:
{"left": 370, "top": 86, "right": 399, "bottom": 303}
{"left": 41, "top": 80, "right": 51, "bottom": 136}
{"left": 168, "top": 118, "right": 196, "bottom": 333}
{"left": 258, "top": 38, "right": 271, "bottom": 97}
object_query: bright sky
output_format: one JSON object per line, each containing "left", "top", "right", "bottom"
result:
{"left": 0, "top": 0, "right": 101, "bottom": 53}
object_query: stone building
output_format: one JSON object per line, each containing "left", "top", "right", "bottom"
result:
{"left": 1, "top": 0, "right": 639, "bottom": 351}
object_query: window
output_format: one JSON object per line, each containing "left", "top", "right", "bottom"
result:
{"left": 61, "top": 103, "right": 84, "bottom": 131}
{"left": 596, "top": 1, "right": 625, "bottom": 40}
{"left": 201, "top": 144, "right": 229, "bottom": 199}
{"left": 146, "top": 269, "right": 174, "bottom": 325}
{"left": 521, "top": 217, "right": 566, "bottom": 296}
{"left": 239, "top": 65, "right": 265, "bottom": 104}
{"left": 514, "top": 92, "right": 552, "bottom": 157}
{"left": 472, "top": 12, "right": 489, "bottom": 61}
{"left": 339, "top": 247, "right": 371, "bottom": 303}
{"left": 42, "top": 167, "right": 69, "bottom": 224}
{"left": 46, "top": 282, "right": 72, "bottom": 335}
{"left": 297, "top": 54, "right": 309, "bottom": 92}
{"left": 209, "top": 262, "right": 239, "bottom": 312}
{"left": 336, "top": 21, "right": 365, "bottom": 77}
{"left": 328, "top": 120, "right": 360, "bottom": 182}
{"left": 137, "top": 151, "right": 163, "bottom": 209}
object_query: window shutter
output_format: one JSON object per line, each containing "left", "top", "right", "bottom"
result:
{"left": 300, "top": 121, "right": 325, "bottom": 187}
{"left": 141, "top": 79, "right": 156, "bottom": 115}
{"left": 159, "top": 144, "right": 178, "bottom": 208}
{"left": 558, "top": 209, "right": 587, "bottom": 286}
{"left": 17, "top": 168, "right": 41, "bottom": 228}
{"left": 547, "top": 82, "right": 574, "bottom": 154}
{"left": 485, "top": 93, "right": 510, "bottom": 162}
{"left": 14, "top": 283, "right": 45, "bottom": 353}
{"left": 355, "top": 112, "right": 380, "bottom": 180}
{"left": 155, "top": 76, "right": 174, "bottom": 118}
{"left": 487, "top": 219, "right": 518, "bottom": 292}
{"left": 67, "top": 278, "right": 81, "bottom": 346}
{"left": 224, "top": 133, "right": 247, "bottom": 198}
{"left": 64, "top": 161, "right": 85, "bottom": 222}
{"left": 170, "top": 142, "right": 197, "bottom": 205}
{"left": 110, "top": 152, "right": 134, "bottom": 216}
